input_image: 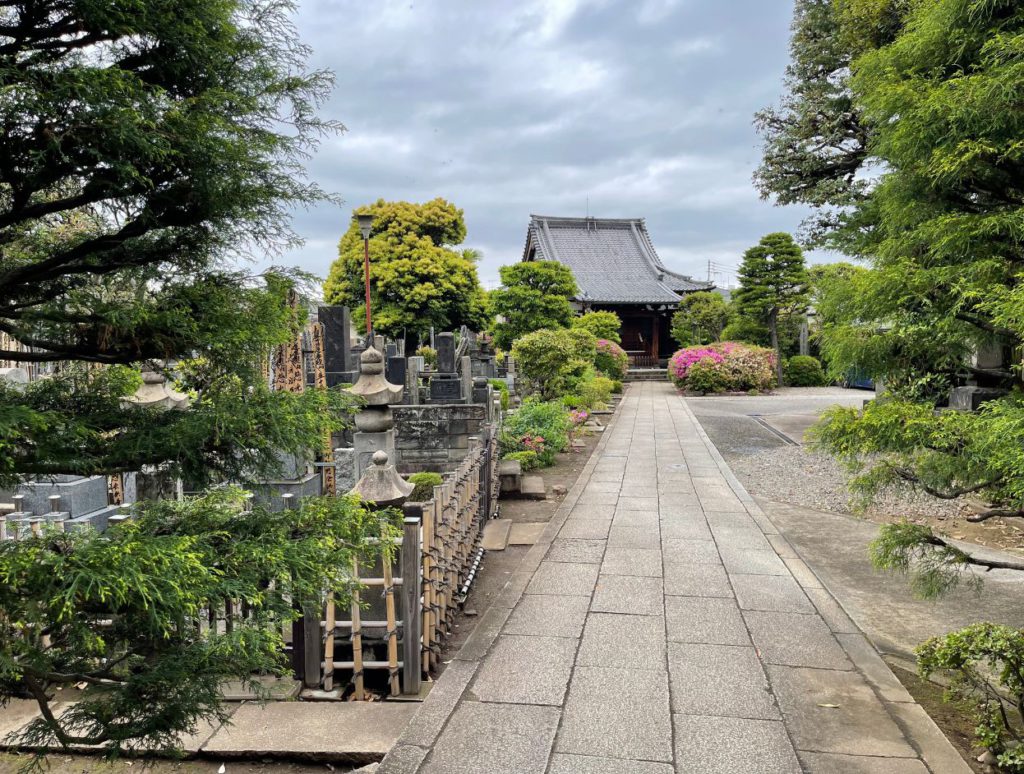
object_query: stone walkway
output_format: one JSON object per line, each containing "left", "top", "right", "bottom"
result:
{"left": 379, "top": 382, "right": 970, "bottom": 774}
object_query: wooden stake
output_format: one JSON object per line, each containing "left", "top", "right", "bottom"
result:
{"left": 350, "top": 559, "right": 364, "bottom": 699}
{"left": 382, "top": 537, "right": 400, "bottom": 696}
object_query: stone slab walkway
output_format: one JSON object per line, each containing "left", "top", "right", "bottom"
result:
{"left": 380, "top": 382, "right": 971, "bottom": 774}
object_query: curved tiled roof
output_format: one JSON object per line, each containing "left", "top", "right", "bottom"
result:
{"left": 523, "top": 215, "right": 712, "bottom": 304}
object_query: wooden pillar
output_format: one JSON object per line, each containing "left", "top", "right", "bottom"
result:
{"left": 401, "top": 508, "right": 423, "bottom": 695}
{"left": 651, "top": 313, "right": 660, "bottom": 359}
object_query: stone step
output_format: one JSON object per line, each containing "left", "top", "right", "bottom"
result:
{"left": 519, "top": 475, "right": 546, "bottom": 500}
{"left": 498, "top": 458, "right": 523, "bottom": 493}
{"left": 481, "top": 519, "right": 513, "bottom": 550}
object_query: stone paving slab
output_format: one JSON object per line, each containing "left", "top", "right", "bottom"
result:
{"left": 548, "top": 753, "right": 674, "bottom": 774}
{"left": 745, "top": 610, "right": 854, "bottom": 670}
{"left": 767, "top": 664, "right": 918, "bottom": 758}
{"left": 546, "top": 538, "right": 607, "bottom": 564}
{"left": 470, "top": 634, "right": 576, "bottom": 706}
{"left": 203, "top": 702, "right": 418, "bottom": 763}
{"left": 662, "top": 560, "right": 733, "bottom": 597}
{"left": 665, "top": 596, "right": 750, "bottom": 645}
{"left": 731, "top": 573, "right": 815, "bottom": 613}
{"left": 798, "top": 751, "right": 929, "bottom": 773}
{"left": 672, "top": 715, "right": 801, "bottom": 774}
{"left": 600, "top": 546, "right": 662, "bottom": 577}
{"left": 577, "top": 612, "right": 666, "bottom": 670}
{"left": 559, "top": 518, "right": 611, "bottom": 540}
{"left": 592, "top": 574, "right": 663, "bottom": 616}
{"left": 526, "top": 561, "right": 599, "bottom": 596}
{"left": 661, "top": 536, "right": 719, "bottom": 562}
{"left": 504, "top": 594, "right": 591, "bottom": 638}
{"left": 557, "top": 666, "right": 672, "bottom": 762}
{"left": 668, "top": 642, "right": 779, "bottom": 720}
{"left": 419, "top": 702, "right": 560, "bottom": 774}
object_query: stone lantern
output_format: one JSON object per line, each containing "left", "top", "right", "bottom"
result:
{"left": 346, "top": 347, "right": 403, "bottom": 477}
{"left": 350, "top": 450, "right": 413, "bottom": 507}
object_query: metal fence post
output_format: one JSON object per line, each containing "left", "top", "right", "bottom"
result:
{"left": 401, "top": 505, "right": 423, "bottom": 695}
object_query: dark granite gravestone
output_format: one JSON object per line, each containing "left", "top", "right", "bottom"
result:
{"left": 318, "top": 305, "right": 354, "bottom": 387}
{"left": 436, "top": 333, "right": 456, "bottom": 374}
{"left": 430, "top": 375, "right": 462, "bottom": 402}
{"left": 386, "top": 355, "right": 407, "bottom": 388}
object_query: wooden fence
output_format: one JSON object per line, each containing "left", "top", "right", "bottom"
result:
{"left": 292, "top": 430, "right": 499, "bottom": 698}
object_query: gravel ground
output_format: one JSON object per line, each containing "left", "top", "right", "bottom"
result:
{"left": 732, "top": 445, "right": 1024, "bottom": 552}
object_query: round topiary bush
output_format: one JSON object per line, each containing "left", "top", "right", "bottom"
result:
{"left": 667, "top": 342, "right": 775, "bottom": 392}
{"left": 786, "top": 355, "right": 827, "bottom": 387}
{"left": 594, "top": 338, "right": 629, "bottom": 380}
{"left": 406, "top": 472, "right": 443, "bottom": 502}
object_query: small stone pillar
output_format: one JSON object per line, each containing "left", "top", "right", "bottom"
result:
{"left": 346, "top": 347, "right": 404, "bottom": 477}
{"left": 406, "top": 356, "right": 424, "bottom": 405}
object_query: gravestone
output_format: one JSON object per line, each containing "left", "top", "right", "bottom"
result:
{"left": 472, "top": 376, "right": 490, "bottom": 406}
{"left": 318, "top": 305, "right": 354, "bottom": 387}
{"left": 430, "top": 332, "right": 462, "bottom": 403}
{"left": 406, "top": 356, "right": 424, "bottom": 405}
{"left": 386, "top": 354, "right": 407, "bottom": 388}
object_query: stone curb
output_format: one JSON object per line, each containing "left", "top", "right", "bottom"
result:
{"left": 376, "top": 389, "right": 627, "bottom": 774}
{"left": 678, "top": 397, "right": 973, "bottom": 774}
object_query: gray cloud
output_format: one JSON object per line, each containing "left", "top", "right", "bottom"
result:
{"left": 279, "top": 0, "right": 816, "bottom": 290}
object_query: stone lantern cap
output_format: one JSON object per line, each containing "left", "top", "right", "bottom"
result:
{"left": 346, "top": 347, "right": 403, "bottom": 406}
{"left": 124, "top": 365, "right": 189, "bottom": 410}
{"left": 350, "top": 450, "right": 414, "bottom": 506}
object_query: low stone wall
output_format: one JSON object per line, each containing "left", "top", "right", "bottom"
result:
{"left": 393, "top": 403, "right": 488, "bottom": 473}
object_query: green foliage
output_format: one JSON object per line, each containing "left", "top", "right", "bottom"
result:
{"left": 610, "top": 379, "right": 624, "bottom": 394}
{"left": 575, "top": 373, "right": 615, "bottom": 410}
{"left": 488, "top": 379, "right": 510, "bottom": 411}
{"left": 511, "top": 328, "right": 596, "bottom": 402}
{"left": 490, "top": 262, "right": 578, "bottom": 351}
{"left": 786, "top": 355, "right": 827, "bottom": 387}
{"left": 407, "top": 472, "right": 443, "bottom": 502}
{"left": 685, "top": 360, "right": 731, "bottom": 394}
{"left": 812, "top": 396, "right": 1024, "bottom": 523}
{"left": 323, "top": 199, "right": 490, "bottom": 344}
{"left": 503, "top": 450, "right": 540, "bottom": 472}
{"left": 917, "top": 623, "right": 1024, "bottom": 770}
{"left": 500, "top": 400, "right": 572, "bottom": 467}
{"left": 416, "top": 346, "right": 438, "bottom": 368}
{"left": 733, "top": 233, "right": 810, "bottom": 385}
{"left": 869, "top": 522, "right": 979, "bottom": 600}
{"left": 0, "top": 1, "right": 351, "bottom": 485}
{"left": 0, "top": 361, "right": 360, "bottom": 490}
{"left": 572, "top": 311, "right": 622, "bottom": 343}
{"left": 594, "top": 339, "right": 629, "bottom": 380}
{"left": 0, "top": 489, "right": 397, "bottom": 759}
{"left": 670, "top": 292, "right": 729, "bottom": 347}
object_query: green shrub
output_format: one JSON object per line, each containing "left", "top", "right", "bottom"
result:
{"left": 511, "top": 328, "right": 596, "bottom": 400}
{"left": 786, "top": 355, "right": 826, "bottom": 387}
{"left": 594, "top": 339, "right": 629, "bottom": 380}
{"left": 407, "top": 472, "right": 443, "bottom": 502}
{"left": 503, "top": 450, "right": 539, "bottom": 471}
{"left": 610, "top": 379, "right": 624, "bottom": 394}
{"left": 917, "top": 623, "right": 1024, "bottom": 772}
{"left": 572, "top": 310, "right": 622, "bottom": 343}
{"left": 577, "top": 374, "right": 614, "bottom": 409}
{"left": 561, "top": 394, "right": 586, "bottom": 409}
{"left": 685, "top": 359, "right": 730, "bottom": 394}
{"left": 500, "top": 399, "right": 572, "bottom": 467}
{"left": 415, "top": 346, "right": 437, "bottom": 368}
{"left": 488, "top": 378, "right": 510, "bottom": 411}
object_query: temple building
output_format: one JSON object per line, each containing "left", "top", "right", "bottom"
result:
{"left": 521, "top": 215, "right": 713, "bottom": 364}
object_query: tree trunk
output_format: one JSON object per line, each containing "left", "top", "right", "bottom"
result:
{"left": 769, "top": 309, "right": 783, "bottom": 386}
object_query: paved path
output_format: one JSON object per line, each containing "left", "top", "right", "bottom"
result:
{"left": 380, "top": 382, "right": 970, "bottom": 774}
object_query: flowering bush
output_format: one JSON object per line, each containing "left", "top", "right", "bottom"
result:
{"left": 499, "top": 399, "right": 572, "bottom": 467}
{"left": 569, "top": 408, "right": 589, "bottom": 426}
{"left": 668, "top": 342, "right": 775, "bottom": 393}
{"left": 594, "top": 339, "right": 629, "bottom": 380}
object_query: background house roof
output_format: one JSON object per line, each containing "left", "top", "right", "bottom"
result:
{"left": 523, "top": 215, "right": 712, "bottom": 304}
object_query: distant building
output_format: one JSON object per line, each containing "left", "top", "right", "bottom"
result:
{"left": 522, "top": 215, "right": 713, "bottom": 362}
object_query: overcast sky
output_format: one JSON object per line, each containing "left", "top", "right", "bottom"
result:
{"left": 283, "top": 0, "right": 814, "bottom": 290}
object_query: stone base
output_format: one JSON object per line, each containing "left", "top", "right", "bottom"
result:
{"left": 949, "top": 386, "right": 1008, "bottom": 411}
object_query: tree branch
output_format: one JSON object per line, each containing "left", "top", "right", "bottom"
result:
{"left": 924, "top": 534, "right": 1024, "bottom": 572}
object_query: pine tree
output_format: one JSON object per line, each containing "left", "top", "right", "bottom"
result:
{"left": 733, "top": 233, "right": 809, "bottom": 385}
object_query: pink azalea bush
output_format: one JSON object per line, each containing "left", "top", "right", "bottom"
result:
{"left": 668, "top": 342, "right": 776, "bottom": 393}
{"left": 594, "top": 339, "right": 629, "bottom": 380}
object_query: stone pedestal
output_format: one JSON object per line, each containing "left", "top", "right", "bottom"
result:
{"left": 949, "top": 386, "right": 1008, "bottom": 412}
